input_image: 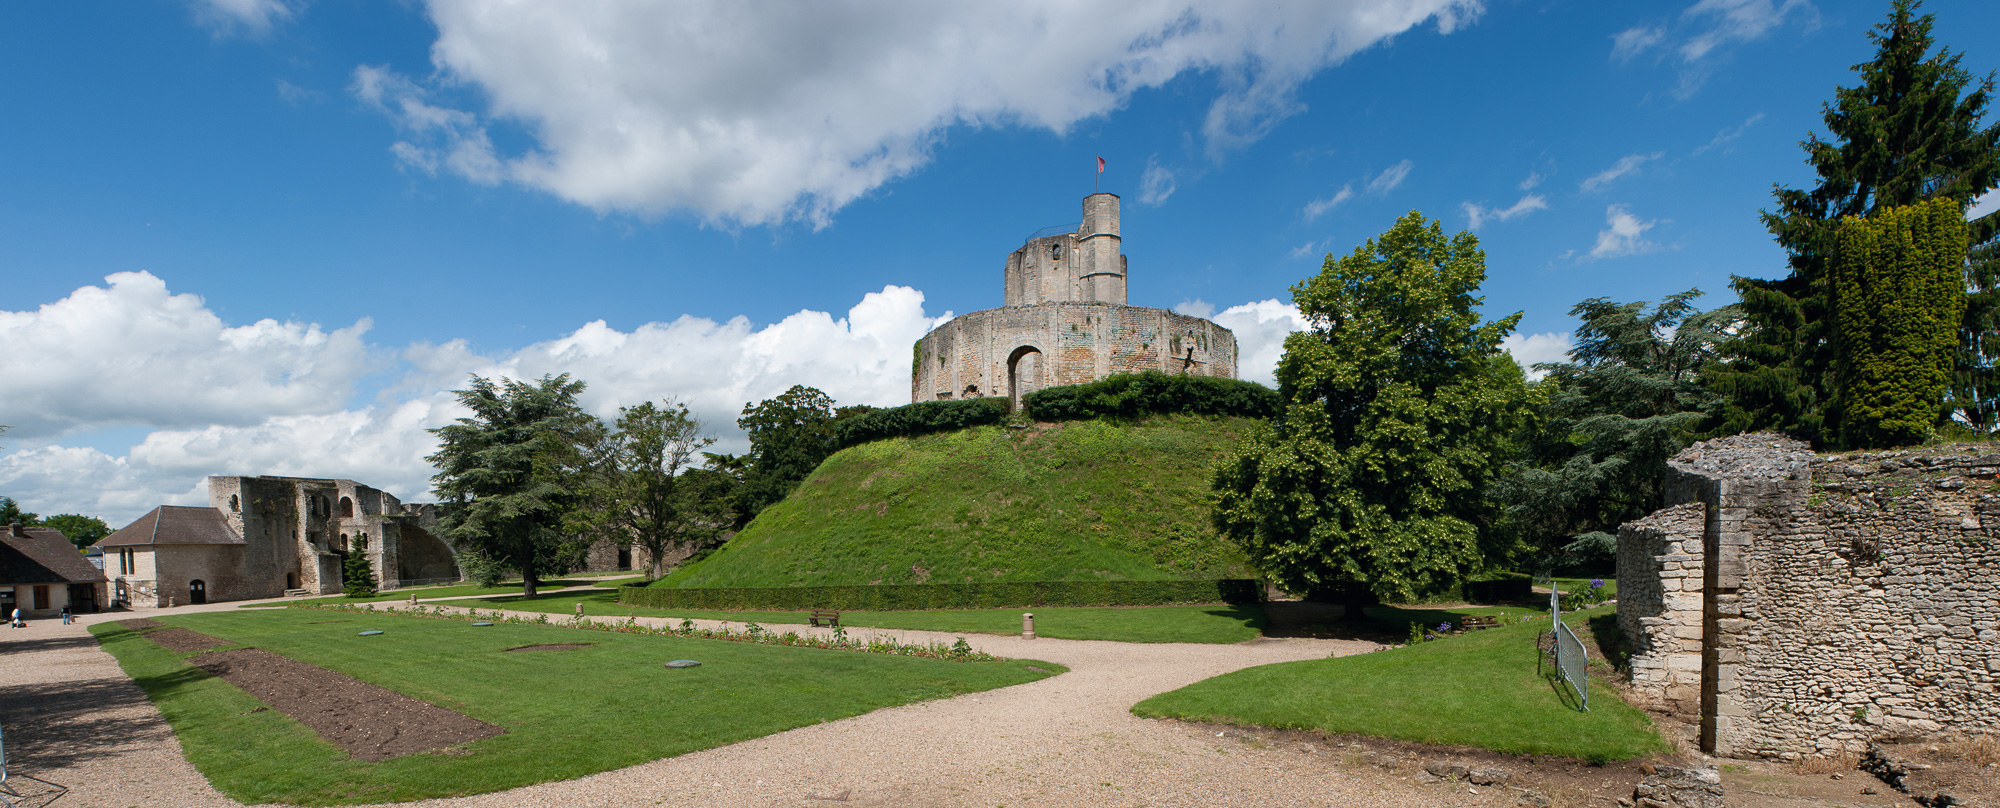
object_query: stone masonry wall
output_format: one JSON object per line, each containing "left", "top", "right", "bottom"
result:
{"left": 911, "top": 303, "right": 1236, "bottom": 406}
{"left": 1621, "top": 434, "right": 2000, "bottom": 759}
{"left": 1617, "top": 501, "right": 1707, "bottom": 718}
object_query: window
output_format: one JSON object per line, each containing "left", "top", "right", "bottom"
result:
{"left": 118, "top": 547, "right": 136, "bottom": 576}
{"left": 229, "top": 494, "right": 239, "bottom": 512}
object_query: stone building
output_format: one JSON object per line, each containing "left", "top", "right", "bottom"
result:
{"left": 95, "top": 475, "right": 458, "bottom": 608}
{"left": 911, "top": 193, "right": 1238, "bottom": 407}
{"left": 1619, "top": 434, "right": 2000, "bottom": 759}
{"left": 1, "top": 521, "right": 109, "bottom": 617}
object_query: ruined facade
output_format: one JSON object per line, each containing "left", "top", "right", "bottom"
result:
{"left": 1619, "top": 434, "right": 2000, "bottom": 758}
{"left": 911, "top": 193, "right": 1238, "bottom": 407}
{"left": 97, "top": 475, "right": 458, "bottom": 607}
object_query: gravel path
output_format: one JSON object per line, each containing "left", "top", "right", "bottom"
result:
{"left": 5, "top": 601, "right": 1457, "bottom": 808}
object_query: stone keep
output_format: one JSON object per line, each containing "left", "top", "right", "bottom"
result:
{"left": 911, "top": 193, "right": 1239, "bottom": 406}
{"left": 1619, "top": 434, "right": 2000, "bottom": 759}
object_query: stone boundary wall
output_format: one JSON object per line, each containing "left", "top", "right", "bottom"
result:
{"left": 1617, "top": 501, "right": 1707, "bottom": 718}
{"left": 911, "top": 303, "right": 1237, "bottom": 406}
{"left": 1619, "top": 434, "right": 2000, "bottom": 759}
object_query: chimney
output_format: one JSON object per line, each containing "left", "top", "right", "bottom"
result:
{"left": 7, "top": 522, "right": 22, "bottom": 538}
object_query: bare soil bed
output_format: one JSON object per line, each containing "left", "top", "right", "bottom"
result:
{"left": 145, "top": 627, "right": 235, "bottom": 654}
{"left": 503, "top": 643, "right": 593, "bottom": 652}
{"left": 189, "top": 648, "right": 505, "bottom": 761}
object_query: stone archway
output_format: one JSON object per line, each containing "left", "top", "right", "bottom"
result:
{"left": 1007, "top": 345, "right": 1043, "bottom": 411}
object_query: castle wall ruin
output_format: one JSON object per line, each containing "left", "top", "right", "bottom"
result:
{"left": 1619, "top": 434, "right": 2000, "bottom": 758}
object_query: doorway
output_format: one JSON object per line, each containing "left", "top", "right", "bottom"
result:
{"left": 189, "top": 579, "right": 207, "bottom": 605}
{"left": 1006, "top": 345, "right": 1043, "bottom": 411}
{"left": 617, "top": 545, "right": 633, "bottom": 571}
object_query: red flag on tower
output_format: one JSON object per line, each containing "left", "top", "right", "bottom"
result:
{"left": 1097, "top": 156, "right": 1106, "bottom": 173}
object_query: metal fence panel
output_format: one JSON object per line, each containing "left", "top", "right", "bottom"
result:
{"left": 1554, "top": 621, "right": 1590, "bottom": 711}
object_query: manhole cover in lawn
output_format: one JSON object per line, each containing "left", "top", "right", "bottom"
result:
{"left": 472, "top": 621, "right": 494, "bottom": 626}
{"left": 505, "top": 644, "right": 594, "bottom": 652}
{"left": 664, "top": 660, "right": 701, "bottom": 669}
{"left": 358, "top": 630, "right": 384, "bottom": 636}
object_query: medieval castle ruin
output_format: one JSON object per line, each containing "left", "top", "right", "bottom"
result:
{"left": 911, "top": 193, "right": 1238, "bottom": 406}
{"left": 1619, "top": 434, "right": 2000, "bottom": 758}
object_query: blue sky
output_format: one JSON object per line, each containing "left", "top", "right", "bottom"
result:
{"left": 4, "top": 0, "right": 1998, "bottom": 524}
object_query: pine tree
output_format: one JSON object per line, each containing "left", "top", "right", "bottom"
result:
{"left": 342, "top": 533, "right": 379, "bottom": 597}
{"left": 1709, "top": 0, "right": 1999, "bottom": 444}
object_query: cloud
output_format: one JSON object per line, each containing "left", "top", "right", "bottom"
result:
{"left": 0, "top": 272, "right": 375, "bottom": 440}
{"left": 1611, "top": 26, "right": 1667, "bottom": 62}
{"left": 1972, "top": 190, "right": 2000, "bottom": 222}
{"left": 1586, "top": 204, "right": 1661, "bottom": 260}
{"left": 275, "top": 79, "right": 324, "bottom": 105}
{"left": 1303, "top": 185, "right": 1356, "bottom": 221}
{"left": 1613, "top": 0, "right": 1818, "bottom": 97}
{"left": 1692, "top": 112, "right": 1765, "bottom": 155}
{"left": 1139, "top": 158, "right": 1177, "bottom": 206}
{"left": 356, "top": 1, "right": 1483, "bottom": 228}
{"left": 1500, "top": 332, "right": 1575, "bottom": 381}
{"left": 1462, "top": 194, "right": 1548, "bottom": 229}
{"left": 1580, "top": 152, "right": 1663, "bottom": 192}
{"left": 1287, "top": 241, "right": 1328, "bottom": 260}
{"left": 188, "top": 0, "right": 294, "bottom": 35}
{"left": 1173, "top": 299, "right": 1217, "bottom": 319}
{"left": 1366, "top": 159, "right": 1414, "bottom": 193}
{"left": 1209, "top": 300, "right": 1311, "bottom": 388}
{"left": 1518, "top": 172, "right": 1543, "bottom": 191}
{"left": 0, "top": 276, "right": 956, "bottom": 525}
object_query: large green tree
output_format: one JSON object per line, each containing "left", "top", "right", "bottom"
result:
{"left": 429, "top": 374, "right": 597, "bottom": 597}
{"left": 1211, "top": 212, "right": 1536, "bottom": 616}
{"left": 1833, "top": 198, "right": 1969, "bottom": 446}
{"left": 584, "top": 400, "right": 729, "bottom": 579}
{"left": 1709, "top": 0, "right": 2000, "bottom": 445}
{"left": 0, "top": 496, "right": 38, "bottom": 528}
{"left": 1491, "top": 290, "right": 1737, "bottom": 572}
{"left": 731, "top": 387, "right": 878, "bottom": 522}
{"left": 39, "top": 513, "right": 112, "bottom": 550}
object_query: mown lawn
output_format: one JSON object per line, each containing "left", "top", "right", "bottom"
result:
{"left": 1131, "top": 605, "right": 1666, "bottom": 762}
{"left": 460, "top": 590, "right": 1269, "bottom": 644}
{"left": 96, "top": 609, "right": 1057, "bottom": 804}
{"left": 240, "top": 577, "right": 610, "bottom": 608}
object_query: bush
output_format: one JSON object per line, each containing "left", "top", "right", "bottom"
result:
{"left": 455, "top": 547, "right": 508, "bottom": 588}
{"left": 341, "top": 534, "right": 378, "bottom": 598}
{"left": 827, "top": 397, "right": 1012, "bottom": 452}
{"left": 622, "top": 578, "right": 1263, "bottom": 611}
{"left": 1024, "top": 372, "right": 1282, "bottom": 422}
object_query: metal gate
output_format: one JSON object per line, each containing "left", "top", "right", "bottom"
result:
{"left": 1549, "top": 584, "right": 1589, "bottom": 711}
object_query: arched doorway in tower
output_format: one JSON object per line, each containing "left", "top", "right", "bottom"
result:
{"left": 189, "top": 579, "right": 207, "bottom": 605}
{"left": 1007, "top": 345, "right": 1043, "bottom": 411}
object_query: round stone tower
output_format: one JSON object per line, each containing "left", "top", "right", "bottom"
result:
{"left": 913, "top": 193, "right": 1238, "bottom": 408}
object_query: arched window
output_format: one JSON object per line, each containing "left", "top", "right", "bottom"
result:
{"left": 229, "top": 494, "right": 240, "bottom": 512}
{"left": 338, "top": 496, "right": 353, "bottom": 518}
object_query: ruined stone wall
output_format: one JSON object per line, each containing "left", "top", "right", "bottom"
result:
{"left": 1617, "top": 501, "right": 1707, "bottom": 718}
{"left": 911, "top": 304, "right": 1237, "bottom": 406}
{"left": 1620, "top": 435, "right": 2000, "bottom": 759}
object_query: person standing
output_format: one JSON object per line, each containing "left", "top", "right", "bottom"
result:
{"left": 61, "top": 604, "right": 72, "bottom": 625}
{"left": 11, "top": 606, "right": 22, "bottom": 628}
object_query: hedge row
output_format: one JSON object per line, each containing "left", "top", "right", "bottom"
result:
{"left": 828, "top": 396, "right": 1010, "bottom": 452}
{"left": 1024, "top": 372, "right": 1282, "bottom": 421}
{"left": 620, "top": 578, "right": 1263, "bottom": 611}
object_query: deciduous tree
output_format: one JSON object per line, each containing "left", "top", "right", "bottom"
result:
{"left": 585, "top": 401, "right": 729, "bottom": 579}
{"left": 1211, "top": 212, "right": 1536, "bottom": 616}
{"left": 39, "top": 513, "right": 112, "bottom": 551}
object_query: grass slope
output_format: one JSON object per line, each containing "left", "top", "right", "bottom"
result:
{"left": 1132, "top": 606, "right": 1667, "bottom": 762}
{"left": 465, "top": 591, "right": 1269, "bottom": 644}
{"left": 96, "top": 610, "right": 1054, "bottom": 804}
{"left": 662, "top": 415, "right": 1258, "bottom": 588}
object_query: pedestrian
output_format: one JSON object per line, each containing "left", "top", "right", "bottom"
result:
{"left": 61, "top": 604, "right": 72, "bottom": 625}
{"left": 10, "top": 606, "right": 22, "bottom": 628}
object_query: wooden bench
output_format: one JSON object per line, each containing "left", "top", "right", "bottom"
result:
{"left": 808, "top": 610, "right": 841, "bottom": 628}
{"left": 1460, "top": 615, "right": 1501, "bottom": 631}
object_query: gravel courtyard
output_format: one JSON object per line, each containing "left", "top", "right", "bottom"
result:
{"left": 3, "top": 600, "right": 1463, "bottom": 808}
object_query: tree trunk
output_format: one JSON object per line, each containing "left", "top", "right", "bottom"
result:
{"left": 649, "top": 551, "right": 664, "bottom": 581}
{"left": 522, "top": 564, "right": 539, "bottom": 598}
{"left": 1340, "top": 582, "right": 1376, "bottom": 624}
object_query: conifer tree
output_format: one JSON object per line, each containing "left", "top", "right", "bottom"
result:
{"left": 1709, "top": 0, "right": 1999, "bottom": 444}
{"left": 1833, "top": 199, "right": 1968, "bottom": 446}
{"left": 342, "top": 533, "right": 379, "bottom": 597}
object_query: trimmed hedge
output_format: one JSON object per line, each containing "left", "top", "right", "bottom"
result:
{"left": 1464, "top": 572, "right": 1531, "bottom": 604}
{"left": 828, "top": 397, "right": 1011, "bottom": 452}
{"left": 621, "top": 578, "right": 1263, "bottom": 611}
{"left": 1024, "top": 372, "right": 1282, "bottom": 422}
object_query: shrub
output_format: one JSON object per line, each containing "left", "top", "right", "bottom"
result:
{"left": 341, "top": 534, "right": 378, "bottom": 598}
{"left": 827, "top": 397, "right": 1012, "bottom": 451}
{"left": 1024, "top": 372, "right": 1282, "bottom": 422}
{"left": 455, "top": 547, "right": 508, "bottom": 588}
{"left": 623, "top": 578, "right": 1263, "bottom": 611}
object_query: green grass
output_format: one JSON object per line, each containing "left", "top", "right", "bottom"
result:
{"left": 659, "top": 415, "right": 1259, "bottom": 588}
{"left": 1132, "top": 605, "right": 1667, "bottom": 762}
{"left": 96, "top": 609, "right": 1057, "bottom": 804}
{"left": 1551, "top": 577, "right": 1618, "bottom": 597}
{"left": 241, "top": 578, "right": 607, "bottom": 608}
{"left": 465, "top": 590, "right": 1268, "bottom": 644}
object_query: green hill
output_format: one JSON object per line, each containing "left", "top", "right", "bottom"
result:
{"left": 657, "top": 415, "right": 1259, "bottom": 588}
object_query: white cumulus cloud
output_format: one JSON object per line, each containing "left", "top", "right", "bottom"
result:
{"left": 188, "top": 0, "right": 294, "bottom": 35}
{"left": 360, "top": 0, "right": 1483, "bottom": 227}
{"left": 1210, "top": 300, "right": 1311, "bottom": 388}
{"left": 1139, "top": 158, "right": 1178, "bottom": 206}
{"left": 1500, "top": 332, "right": 1575, "bottom": 381}
{"left": 1586, "top": 204, "right": 1661, "bottom": 260}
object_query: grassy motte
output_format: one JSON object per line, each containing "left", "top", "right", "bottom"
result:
{"left": 97, "top": 610, "right": 1056, "bottom": 804}
{"left": 1132, "top": 607, "right": 1666, "bottom": 762}
{"left": 659, "top": 415, "right": 1258, "bottom": 588}
{"left": 464, "top": 591, "right": 1267, "bottom": 644}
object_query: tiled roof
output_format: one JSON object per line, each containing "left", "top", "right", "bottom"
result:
{"left": 95, "top": 506, "right": 244, "bottom": 547}
{"left": 1, "top": 524, "right": 109, "bottom": 584}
